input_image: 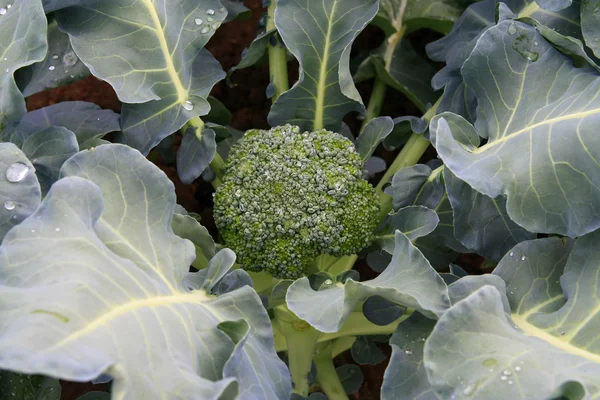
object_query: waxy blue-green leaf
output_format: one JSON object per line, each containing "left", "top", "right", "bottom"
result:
{"left": 16, "top": 19, "right": 90, "bottom": 97}
{"left": 0, "top": 143, "right": 41, "bottom": 243}
{"left": 355, "top": 117, "right": 394, "bottom": 162}
{"left": 351, "top": 336, "right": 387, "bottom": 365}
{"left": 536, "top": 0, "right": 572, "bottom": 11}
{"left": 0, "top": 145, "right": 291, "bottom": 399}
{"left": 427, "top": 0, "right": 581, "bottom": 118}
{"left": 376, "top": 206, "right": 440, "bottom": 253}
{"left": 268, "top": 0, "right": 378, "bottom": 131}
{"left": 362, "top": 295, "right": 406, "bottom": 326}
{"left": 12, "top": 102, "right": 120, "bottom": 147}
{"left": 0, "top": 371, "right": 61, "bottom": 400}
{"left": 582, "top": 0, "right": 600, "bottom": 59}
{"left": 422, "top": 234, "right": 600, "bottom": 399}
{"left": 171, "top": 212, "right": 216, "bottom": 271}
{"left": 381, "top": 313, "right": 438, "bottom": 400}
{"left": 55, "top": 0, "right": 226, "bottom": 103}
{"left": 177, "top": 127, "right": 217, "bottom": 185}
{"left": 444, "top": 165, "right": 535, "bottom": 262}
{"left": 286, "top": 231, "right": 449, "bottom": 332}
{"left": 434, "top": 20, "right": 600, "bottom": 237}
{"left": 21, "top": 126, "right": 79, "bottom": 195}
{"left": 117, "top": 49, "right": 225, "bottom": 154}
{"left": 0, "top": 0, "right": 47, "bottom": 130}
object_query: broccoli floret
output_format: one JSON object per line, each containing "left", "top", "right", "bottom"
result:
{"left": 213, "top": 124, "right": 380, "bottom": 279}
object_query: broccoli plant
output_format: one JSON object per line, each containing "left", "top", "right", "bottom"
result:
{"left": 1, "top": 0, "right": 600, "bottom": 399}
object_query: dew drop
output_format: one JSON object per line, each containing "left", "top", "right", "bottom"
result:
{"left": 183, "top": 100, "right": 193, "bottom": 111}
{"left": 3, "top": 57, "right": 6, "bottom": 60}
{"left": 509, "top": 251, "right": 514, "bottom": 256}
{"left": 508, "top": 23, "right": 517, "bottom": 35}
{"left": 52, "top": 54, "right": 59, "bottom": 60}
{"left": 212, "top": 22, "right": 221, "bottom": 30}
{"left": 48, "top": 65, "right": 55, "bottom": 71}
{"left": 0, "top": 8, "right": 7, "bottom": 15}
{"left": 502, "top": 369, "right": 512, "bottom": 376}
{"left": 404, "top": 349, "right": 413, "bottom": 355}
{"left": 206, "top": 8, "right": 215, "bottom": 15}
{"left": 62, "top": 50, "right": 78, "bottom": 67}
{"left": 521, "top": 255, "right": 526, "bottom": 261}
{"left": 514, "top": 366, "right": 521, "bottom": 372}
{"left": 508, "top": 380, "right": 513, "bottom": 385}
{"left": 533, "top": 41, "right": 539, "bottom": 46}
{"left": 560, "top": 331, "right": 566, "bottom": 335}
{"left": 324, "top": 279, "right": 333, "bottom": 285}
{"left": 6, "top": 162, "right": 29, "bottom": 182}
{"left": 6, "top": 4, "right": 10, "bottom": 8}
{"left": 500, "top": 375, "right": 508, "bottom": 381}
{"left": 207, "top": 16, "right": 214, "bottom": 22}
{"left": 219, "top": 7, "right": 226, "bottom": 13}
{"left": 4, "top": 200, "right": 15, "bottom": 210}
{"left": 55, "top": 228, "right": 60, "bottom": 232}
{"left": 70, "top": 74, "right": 75, "bottom": 78}
{"left": 200, "top": 26, "right": 211, "bottom": 34}
{"left": 463, "top": 384, "right": 475, "bottom": 396}
{"left": 194, "top": 17, "right": 203, "bottom": 25}
{"left": 30, "top": 229, "right": 35, "bottom": 233}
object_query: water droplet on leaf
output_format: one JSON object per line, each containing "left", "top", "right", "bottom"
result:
{"left": 62, "top": 50, "right": 78, "bottom": 67}
{"left": 206, "top": 8, "right": 215, "bottom": 15}
{"left": 52, "top": 54, "right": 59, "bottom": 59}
{"left": 6, "top": 162, "right": 29, "bottom": 182}
{"left": 503, "top": 369, "right": 512, "bottom": 376}
{"left": 500, "top": 375, "right": 508, "bottom": 381}
{"left": 463, "top": 384, "right": 475, "bottom": 396}
{"left": 4, "top": 200, "right": 15, "bottom": 210}
{"left": 521, "top": 255, "right": 526, "bottom": 261}
{"left": 183, "top": 100, "right": 193, "bottom": 111}
{"left": 200, "top": 26, "right": 211, "bottom": 34}
{"left": 508, "top": 23, "right": 517, "bottom": 35}
{"left": 48, "top": 65, "right": 55, "bottom": 71}
{"left": 0, "top": 8, "right": 7, "bottom": 15}
{"left": 194, "top": 17, "right": 203, "bottom": 25}
{"left": 207, "top": 16, "right": 214, "bottom": 22}
{"left": 404, "top": 349, "right": 412, "bottom": 355}
{"left": 219, "top": 7, "right": 226, "bottom": 13}
{"left": 509, "top": 251, "right": 514, "bottom": 256}
{"left": 514, "top": 366, "right": 521, "bottom": 371}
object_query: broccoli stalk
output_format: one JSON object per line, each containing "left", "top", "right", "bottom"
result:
{"left": 213, "top": 124, "right": 380, "bottom": 279}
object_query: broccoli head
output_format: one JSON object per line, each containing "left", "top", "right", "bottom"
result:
{"left": 213, "top": 124, "right": 380, "bottom": 279}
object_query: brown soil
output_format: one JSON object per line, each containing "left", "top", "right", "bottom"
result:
{"left": 21, "top": 0, "right": 484, "bottom": 398}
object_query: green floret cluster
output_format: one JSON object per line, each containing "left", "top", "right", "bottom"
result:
{"left": 213, "top": 124, "right": 380, "bottom": 279}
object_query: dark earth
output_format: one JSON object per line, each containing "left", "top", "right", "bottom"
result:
{"left": 26, "top": 1, "right": 484, "bottom": 398}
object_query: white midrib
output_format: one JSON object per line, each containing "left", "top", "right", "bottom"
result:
{"left": 314, "top": 1, "right": 338, "bottom": 130}
{"left": 472, "top": 107, "right": 600, "bottom": 154}
{"left": 142, "top": 0, "right": 188, "bottom": 103}
{"left": 45, "top": 291, "right": 212, "bottom": 351}
{"left": 512, "top": 314, "right": 600, "bottom": 363}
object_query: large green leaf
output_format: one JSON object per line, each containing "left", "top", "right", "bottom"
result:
{"left": 117, "top": 49, "right": 225, "bottom": 154}
{"left": 268, "top": 0, "right": 378, "bottom": 131}
{"left": 0, "top": 0, "right": 47, "bottom": 129}
{"left": 434, "top": 20, "right": 600, "bottom": 237}
{"left": 582, "top": 0, "right": 600, "bottom": 59}
{"left": 55, "top": 0, "right": 226, "bottom": 103}
{"left": 421, "top": 234, "right": 600, "bottom": 399}
{"left": 286, "top": 231, "right": 450, "bottom": 332}
{"left": 427, "top": 0, "right": 581, "bottom": 118}
{"left": 0, "top": 145, "right": 291, "bottom": 399}
{"left": 16, "top": 19, "right": 91, "bottom": 97}
{"left": 0, "top": 143, "right": 41, "bottom": 243}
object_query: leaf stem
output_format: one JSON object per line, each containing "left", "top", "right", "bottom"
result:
{"left": 267, "top": 0, "right": 289, "bottom": 103}
{"left": 273, "top": 310, "right": 409, "bottom": 352}
{"left": 313, "top": 342, "right": 349, "bottom": 400}
{"left": 375, "top": 97, "right": 441, "bottom": 220}
{"left": 360, "top": 13, "right": 406, "bottom": 129}
{"left": 274, "top": 305, "right": 321, "bottom": 397}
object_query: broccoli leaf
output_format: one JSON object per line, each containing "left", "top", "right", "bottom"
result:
{"left": 0, "top": 0, "right": 47, "bottom": 130}
{"left": 268, "top": 0, "right": 378, "bottom": 131}
{"left": 582, "top": 0, "right": 600, "bottom": 59}
{"left": 434, "top": 20, "right": 600, "bottom": 237}
{"left": 0, "top": 143, "right": 41, "bottom": 243}
{"left": 0, "top": 145, "right": 291, "bottom": 399}
{"left": 176, "top": 127, "right": 217, "bottom": 185}
{"left": 16, "top": 19, "right": 91, "bottom": 97}
{"left": 286, "top": 231, "right": 449, "bottom": 332}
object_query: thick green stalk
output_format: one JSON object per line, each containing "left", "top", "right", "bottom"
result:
{"left": 314, "top": 342, "right": 349, "bottom": 400}
{"left": 267, "top": 0, "right": 289, "bottom": 103}
{"left": 375, "top": 97, "right": 441, "bottom": 220}
{"left": 274, "top": 305, "right": 321, "bottom": 397}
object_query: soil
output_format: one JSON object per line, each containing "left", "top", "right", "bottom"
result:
{"left": 24, "top": 0, "right": 483, "bottom": 398}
